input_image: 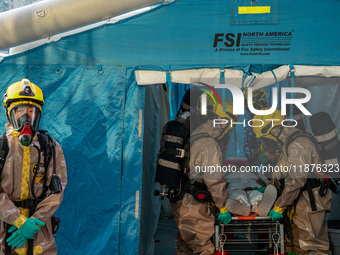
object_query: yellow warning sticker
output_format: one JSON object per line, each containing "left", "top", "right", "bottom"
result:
{"left": 238, "top": 6, "right": 271, "bottom": 14}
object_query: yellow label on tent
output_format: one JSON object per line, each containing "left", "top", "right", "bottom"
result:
{"left": 238, "top": 6, "right": 271, "bottom": 14}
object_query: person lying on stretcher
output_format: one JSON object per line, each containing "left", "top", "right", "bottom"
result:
{"left": 224, "top": 172, "right": 277, "bottom": 217}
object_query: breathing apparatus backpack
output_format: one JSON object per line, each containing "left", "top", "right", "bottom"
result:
{"left": 155, "top": 119, "right": 189, "bottom": 193}
{"left": 310, "top": 112, "right": 340, "bottom": 169}
{"left": 284, "top": 112, "right": 340, "bottom": 210}
{"left": 154, "top": 112, "right": 212, "bottom": 203}
{"left": 310, "top": 112, "right": 340, "bottom": 192}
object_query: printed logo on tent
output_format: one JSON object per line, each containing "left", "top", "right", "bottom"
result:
{"left": 213, "top": 31, "right": 294, "bottom": 56}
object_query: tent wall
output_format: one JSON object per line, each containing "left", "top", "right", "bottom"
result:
{"left": 140, "top": 85, "right": 167, "bottom": 255}
{"left": 0, "top": 0, "right": 339, "bottom": 254}
{"left": 0, "top": 63, "right": 145, "bottom": 254}
{"left": 119, "top": 68, "right": 145, "bottom": 254}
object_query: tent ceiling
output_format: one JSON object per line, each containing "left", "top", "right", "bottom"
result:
{"left": 1, "top": 0, "right": 340, "bottom": 66}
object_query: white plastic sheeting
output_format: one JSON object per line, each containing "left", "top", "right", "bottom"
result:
{"left": 251, "top": 65, "right": 290, "bottom": 89}
{"left": 225, "top": 172, "right": 270, "bottom": 212}
{"left": 8, "top": 6, "right": 159, "bottom": 55}
{"left": 0, "top": 0, "right": 164, "bottom": 50}
{"left": 295, "top": 66, "right": 340, "bottom": 77}
{"left": 135, "top": 65, "right": 340, "bottom": 89}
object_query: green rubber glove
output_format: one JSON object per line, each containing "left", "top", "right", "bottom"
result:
{"left": 7, "top": 217, "right": 45, "bottom": 247}
{"left": 218, "top": 207, "right": 232, "bottom": 224}
{"left": 269, "top": 209, "right": 283, "bottom": 221}
{"left": 19, "top": 218, "right": 45, "bottom": 238}
{"left": 255, "top": 186, "right": 266, "bottom": 193}
{"left": 8, "top": 225, "right": 18, "bottom": 233}
{"left": 7, "top": 230, "right": 27, "bottom": 248}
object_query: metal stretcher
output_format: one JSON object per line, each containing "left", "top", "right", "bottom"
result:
{"left": 214, "top": 213, "right": 285, "bottom": 254}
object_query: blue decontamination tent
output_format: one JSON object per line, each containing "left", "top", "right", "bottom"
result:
{"left": 0, "top": 0, "right": 340, "bottom": 254}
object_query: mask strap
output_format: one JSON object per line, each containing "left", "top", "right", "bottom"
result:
{"left": 216, "top": 121, "right": 231, "bottom": 140}
{"left": 269, "top": 125, "right": 284, "bottom": 146}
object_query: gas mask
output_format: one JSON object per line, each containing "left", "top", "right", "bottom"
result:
{"left": 17, "top": 114, "right": 34, "bottom": 146}
{"left": 7, "top": 102, "right": 42, "bottom": 146}
{"left": 258, "top": 133, "right": 284, "bottom": 166}
{"left": 259, "top": 137, "right": 281, "bottom": 156}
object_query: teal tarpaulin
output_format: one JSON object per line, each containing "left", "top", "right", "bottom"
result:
{"left": 0, "top": 64, "right": 145, "bottom": 254}
{"left": 0, "top": 0, "right": 339, "bottom": 254}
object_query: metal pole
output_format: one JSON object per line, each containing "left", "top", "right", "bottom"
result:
{"left": 280, "top": 223, "right": 285, "bottom": 254}
{"left": 215, "top": 224, "right": 220, "bottom": 252}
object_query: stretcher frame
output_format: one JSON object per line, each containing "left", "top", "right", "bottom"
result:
{"left": 214, "top": 215, "right": 284, "bottom": 254}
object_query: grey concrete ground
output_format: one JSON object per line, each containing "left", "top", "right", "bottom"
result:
{"left": 154, "top": 217, "right": 177, "bottom": 255}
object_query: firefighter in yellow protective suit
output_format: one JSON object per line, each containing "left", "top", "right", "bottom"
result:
{"left": 171, "top": 93, "right": 237, "bottom": 255}
{"left": 0, "top": 79, "right": 67, "bottom": 255}
{"left": 253, "top": 110, "right": 332, "bottom": 255}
